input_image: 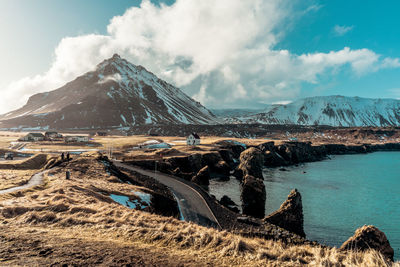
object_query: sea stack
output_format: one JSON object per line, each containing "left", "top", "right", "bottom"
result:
{"left": 240, "top": 175, "right": 266, "bottom": 218}
{"left": 264, "top": 189, "right": 305, "bottom": 237}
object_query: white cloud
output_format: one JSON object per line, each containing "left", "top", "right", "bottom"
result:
{"left": 98, "top": 73, "right": 123, "bottom": 84}
{"left": 272, "top": 100, "right": 292, "bottom": 105}
{"left": 1, "top": 0, "right": 400, "bottom": 113}
{"left": 304, "top": 4, "right": 323, "bottom": 13}
{"left": 333, "top": 25, "right": 354, "bottom": 36}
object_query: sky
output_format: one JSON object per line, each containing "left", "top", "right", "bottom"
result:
{"left": 1, "top": 0, "right": 400, "bottom": 113}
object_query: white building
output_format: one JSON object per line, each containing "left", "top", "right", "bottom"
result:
{"left": 19, "top": 133, "right": 45, "bottom": 142}
{"left": 65, "top": 135, "right": 89, "bottom": 143}
{"left": 186, "top": 133, "right": 201, "bottom": 145}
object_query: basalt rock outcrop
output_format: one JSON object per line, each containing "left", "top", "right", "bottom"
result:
{"left": 240, "top": 175, "right": 266, "bottom": 218}
{"left": 125, "top": 141, "right": 400, "bottom": 189}
{"left": 264, "top": 189, "right": 305, "bottom": 237}
{"left": 236, "top": 147, "right": 264, "bottom": 180}
{"left": 214, "top": 160, "right": 231, "bottom": 177}
{"left": 340, "top": 225, "right": 394, "bottom": 261}
{"left": 219, "top": 195, "right": 239, "bottom": 213}
{"left": 218, "top": 149, "right": 235, "bottom": 167}
{"left": 191, "top": 166, "right": 211, "bottom": 186}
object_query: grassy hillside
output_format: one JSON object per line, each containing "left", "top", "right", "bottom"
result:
{"left": 0, "top": 155, "right": 397, "bottom": 266}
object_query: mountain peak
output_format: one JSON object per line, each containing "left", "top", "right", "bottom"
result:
{"left": 112, "top": 53, "right": 121, "bottom": 59}
{"left": 0, "top": 55, "right": 217, "bottom": 128}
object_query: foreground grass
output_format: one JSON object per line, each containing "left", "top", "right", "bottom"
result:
{"left": 0, "top": 155, "right": 397, "bottom": 266}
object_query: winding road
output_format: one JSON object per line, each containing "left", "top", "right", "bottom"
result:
{"left": 112, "top": 161, "right": 221, "bottom": 229}
{"left": 0, "top": 171, "right": 46, "bottom": 195}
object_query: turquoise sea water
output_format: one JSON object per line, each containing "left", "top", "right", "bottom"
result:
{"left": 209, "top": 152, "right": 400, "bottom": 260}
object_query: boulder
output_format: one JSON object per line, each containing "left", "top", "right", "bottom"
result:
{"left": 191, "top": 166, "right": 210, "bottom": 186}
{"left": 240, "top": 175, "right": 266, "bottom": 218}
{"left": 220, "top": 195, "right": 239, "bottom": 213}
{"left": 220, "top": 195, "right": 237, "bottom": 207}
{"left": 340, "top": 225, "right": 394, "bottom": 261}
{"left": 165, "top": 155, "right": 201, "bottom": 174}
{"left": 213, "top": 160, "right": 231, "bottom": 176}
{"left": 238, "top": 147, "right": 264, "bottom": 180}
{"left": 258, "top": 141, "right": 275, "bottom": 153}
{"left": 264, "top": 189, "right": 305, "bottom": 237}
{"left": 201, "top": 152, "right": 223, "bottom": 167}
{"left": 263, "top": 150, "right": 288, "bottom": 167}
{"left": 218, "top": 149, "right": 235, "bottom": 166}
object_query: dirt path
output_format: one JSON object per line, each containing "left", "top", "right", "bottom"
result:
{"left": 0, "top": 171, "right": 45, "bottom": 195}
{"left": 113, "top": 161, "right": 221, "bottom": 229}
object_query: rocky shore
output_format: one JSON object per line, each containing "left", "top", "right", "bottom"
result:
{"left": 121, "top": 141, "right": 399, "bottom": 261}
{"left": 123, "top": 140, "right": 400, "bottom": 186}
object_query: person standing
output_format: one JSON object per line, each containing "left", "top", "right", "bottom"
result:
{"left": 61, "top": 152, "right": 65, "bottom": 161}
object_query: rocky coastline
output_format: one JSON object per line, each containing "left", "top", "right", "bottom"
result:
{"left": 121, "top": 141, "right": 399, "bottom": 261}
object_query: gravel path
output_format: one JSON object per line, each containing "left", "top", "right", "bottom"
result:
{"left": 0, "top": 171, "right": 45, "bottom": 195}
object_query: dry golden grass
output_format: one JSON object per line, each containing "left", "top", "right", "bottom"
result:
{"left": 0, "top": 131, "right": 26, "bottom": 149}
{"left": 24, "top": 143, "right": 97, "bottom": 151}
{"left": 0, "top": 154, "right": 53, "bottom": 190}
{"left": 0, "top": 154, "right": 50, "bottom": 170}
{"left": 0, "top": 169, "right": 37, "bottom": 190}
{"left": 0, "top": 155, "right": 397, "bottom": 266}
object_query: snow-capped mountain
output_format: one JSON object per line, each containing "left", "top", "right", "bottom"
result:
{"left": 0, "top": 54, "right": 217, "bottom": 129}
{"left": 224, "top": 96, "right": 400, "bottom": 127}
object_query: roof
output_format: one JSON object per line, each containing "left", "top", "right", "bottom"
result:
{"left": 28, "top": 133, "right": 45, "bottom": 137}
{"left": 190, "top": 133, "right": 200, "bottom": 139}
{"left": 45, "top": 131, "right": 58, "bottom": 134}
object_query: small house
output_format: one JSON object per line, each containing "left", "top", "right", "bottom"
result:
{"left": 19, "top": 133, "right": 45, "bottom": 142}
{"left": 45, "top": 131, "right": 62, "bottom": 140}
{"left": 64, "top": 135, "right": 89, "bottom": 143}
{"left": 186, "top": 133, "right": 200, "bottom": 145}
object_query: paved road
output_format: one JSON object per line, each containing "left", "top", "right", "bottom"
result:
{"left": 0, "top": 171, "right": 45, "bottom": 195}
{"left": 113, "top": 161, "right": 220, "bottom": 229}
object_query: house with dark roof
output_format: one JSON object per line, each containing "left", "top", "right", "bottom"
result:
{"left": 186, "top": 133, "right": 200, "bottom": 145}
{"left": 19, "top": 133, "right": 45, "bottom": 142}
{"left": 45, "top": 131, "right": 62, "bottom": 140}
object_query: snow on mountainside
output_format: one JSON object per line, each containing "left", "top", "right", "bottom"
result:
{"left": 225, "top": 96, "right": 400, "bottom": 127}
{"left": 0, "top": 54, "right": 217, "bottom": 129}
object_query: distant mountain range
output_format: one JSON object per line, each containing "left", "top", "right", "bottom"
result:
{"left": 219, "top": 95, "right": 400, "bottom": 127}
{"left": 0, "top": 54, "right": 216, "bottom": 130}
{"left": 1, "top": 55, "right": 400, "bottom": 130}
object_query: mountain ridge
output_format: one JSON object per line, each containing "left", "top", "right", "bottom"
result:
{"left": 222, "top": 95, "right": 400, "bottom": 127}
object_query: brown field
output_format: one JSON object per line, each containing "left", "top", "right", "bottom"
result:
{"left": 0, "top": 131, "right": 26, "bottom": 149}
{"left": 0, "top": 154, "right": 53, "bottom": 190}
{"left": 0, "top": 169, "right": 36, "bottom": 190}
{"left": 0, "top": 154, "right": 397, "bottom": 266}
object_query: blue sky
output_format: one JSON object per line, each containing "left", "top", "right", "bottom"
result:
{"left": 1, "top": 0, "right": 400, "bottom": 112}
{"left": 278, "top": 1, "right": 400, "bottom": 99}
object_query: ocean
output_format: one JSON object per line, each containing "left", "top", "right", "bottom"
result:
{"left": 209, "top": 151, "right": 400, "bottom": 260}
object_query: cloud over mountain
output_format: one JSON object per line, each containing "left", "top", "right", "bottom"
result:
{"left": 1, "top": 0, "right": 400, "bottom": 113}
